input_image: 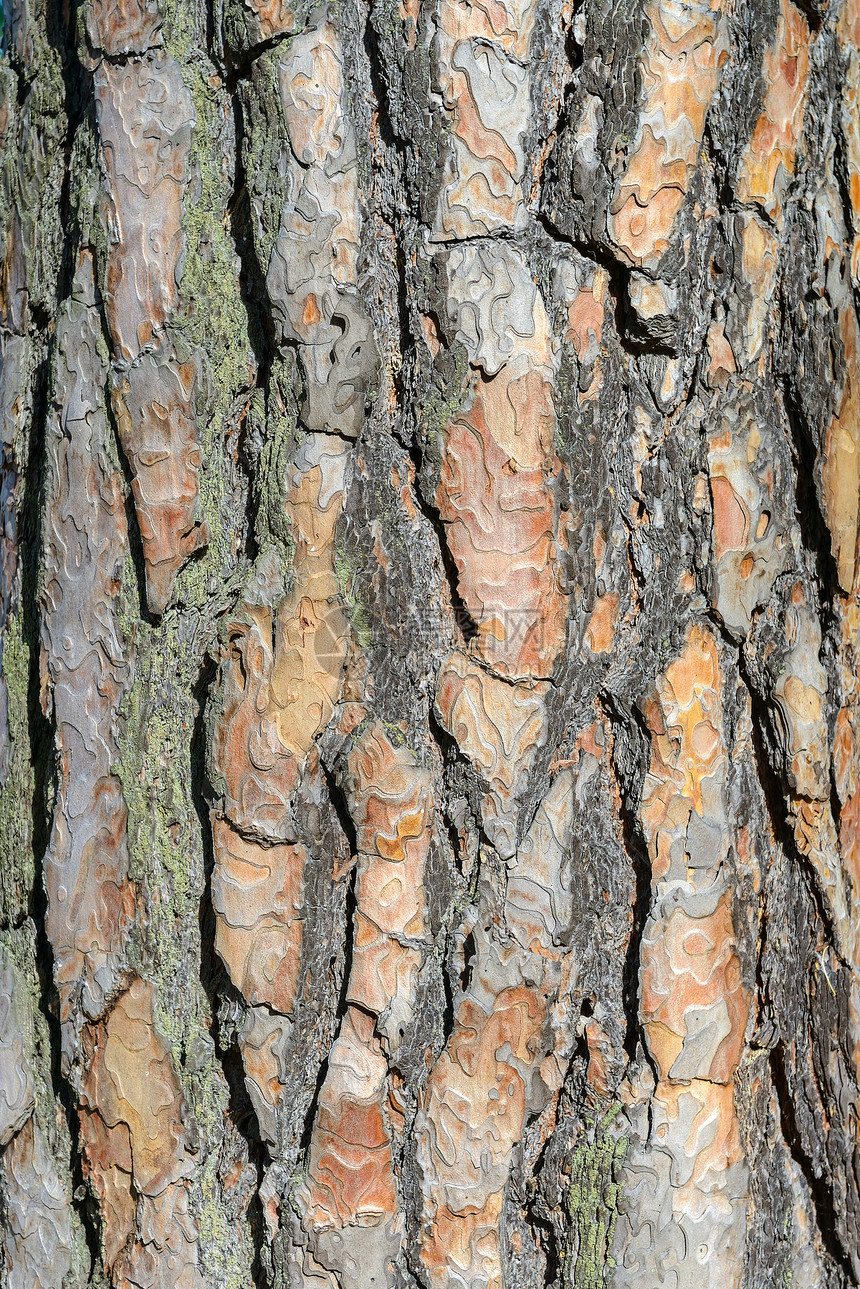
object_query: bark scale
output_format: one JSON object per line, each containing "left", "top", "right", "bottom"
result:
{"left": 1, "top": 0, "right": 860, "bottom": 1285}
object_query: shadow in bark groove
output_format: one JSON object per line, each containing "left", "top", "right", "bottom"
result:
{"left": 16, "top": 0, "right": 110, "bottom": 1257}
{"left": 102, "top": 352, "right": 159, "bottom": 627}
{"left": 735, "top": 648, "right": 858, "bottom": 1276}
{"left": 292, "top": 759, "right": 359, "bottom": 1162}
{"left": 778, "top": 369, "right": 848, "bottom": 845}
{"left": 191, "top": 651, "right": 271, "bottom": 1289}
{"left": 403, "top": 439, "right": 481, "bottom": 647}
{"left": 229, "top": 94, "right": 276, "bottom": 394}
{"left": 738, "top": 647, "right": 845, "bottom": 961}
{"left": 600, "top": 692, "right": 655, "bottom": 1064}
{"left": 780, "top": 376, "right": 843, "bottom": 611}
{"left": 22, "top": 340, "right": 107, "bottom": 1283}
{"left": 770, "top": 1038, "right": 855, "bottom": 1281}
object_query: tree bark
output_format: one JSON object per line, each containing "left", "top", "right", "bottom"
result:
{"left": 1, "top": 0, "right": 860, "bottom": 1284}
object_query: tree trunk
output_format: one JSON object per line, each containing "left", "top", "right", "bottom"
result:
{"left": 1, "top": 0, "right": 860, "bottom": 1283}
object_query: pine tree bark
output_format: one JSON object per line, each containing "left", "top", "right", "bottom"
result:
{"left": 1, "top": 0, "right": 860, "bottom": 1284}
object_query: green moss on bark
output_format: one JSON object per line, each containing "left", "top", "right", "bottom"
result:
{"left": 567, "top": 1103, "right": 628, "bottom": 1288}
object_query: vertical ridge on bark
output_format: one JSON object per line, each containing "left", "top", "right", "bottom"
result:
{"left": 611, "top": 626, "right": 749, "bottom": 1288}
{"left": 40, "top": 249, "right": 205, "bottom": 1287}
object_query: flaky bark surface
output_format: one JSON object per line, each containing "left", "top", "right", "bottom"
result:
{"left": 1, "top": 0, "right": 860, "bottom": 1284}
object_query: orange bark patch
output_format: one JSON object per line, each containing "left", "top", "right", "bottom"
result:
{"left": 821, "top": 305, "right": 860, "bottom": 592}
{"left": 736, "top": 0, "right": 809, "bottom": 225}
{"left": 417, "top": 771, "right": 575, "bottom": 1289}
{"left": 608, "top": 0, "right": 727, "bottom": 268}
{"left": 41, "top": 255, "right": 137, "bottom": 1032}
{"left": 705, "top": 321, "right": 737, "bottom": 387}
{"left": 301, "top": 1008, "right": 399, "bottom": 1232}
{"left": 210, "top": 442, "right": 351, "bottom": 843}
{"left": 432, "top": 0, "right": 534, "bottom": 238}
{"left": 641, "top": 893, "right": 748, "bottom": 1083}
{"left": 585, "top": 1020, "right": 613, "bottom": 1095}
{"left": 617, "top": 626, "right": 749, "bottom": 1282}
{"left": 111, "top": 347, "right": 208, "bottom": 615}
{"left": 565, "top": 271, "right": 608, "bottom": 363}
{"left": 345, "top": 727, "right": 432, "bottom": 1042}
{"left": 245, "top": 0, "right": 297, "bottom": 40}
{"left": 586, "top": 592, "right": 619, "bottom": 654}
{"left": 419, "top": 987, "right": 544, "bottom": 1289}
{"left": 436, "top": 651, "right": 548, "bottom": 856}
{"left": 79, "top": 979, "right": 200, "bottom": 1281}
{"left": 211, "top": 819, "right": 306, "bottom": 1014}
{"left": 436, "top": 375, "right": 567, "bottom": 678}
{"left": 86, "top": 0, "right": 162, "bottom": 54}
{"left": 710, "top": 475, "right": 750, "bottom": 560}
{"left": 95, "top": 58, "right": 194, "bottom": 361}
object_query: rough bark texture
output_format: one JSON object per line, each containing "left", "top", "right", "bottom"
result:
{"left": 1, "top": 0, "right": 860, "bottom": 1284}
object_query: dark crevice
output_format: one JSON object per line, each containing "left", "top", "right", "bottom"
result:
{"left": 788, "top": 0, "right": 824, "bottom": 30}
{"left": 534, "top": 209, "right": 632, "bottom": 335}
{"left": 780, "top": 373, "right": 843, "bottom": 613}
{"left": 389, "top": 231, "right": 414, "bottom": 418}
{"left": 736, "top": 648, "right": 844, "bottom": 960}
{"left": 571, "top": 1022, "right": 591, "bottom": 1072}
{"left": 437, "top": 832, "right": 472, "bottom": 1046}
{"left": 748, "top": 807, "right": 775, "bottom": 1056}
{"left": 509, "top": 1123, "right": 565, "bottom": 1289}
{"left": 84, "top": 45, "right": 159, "bottom": 66}
{"left": 830, "top": 772, "right": 845, "bottom": 864}
{"left": 21, "top": 344, "right": 106, "bottom": 1276}
{"left": 191, "top": 654, "right": 270, "bottom": 1289}
{"left": 363, "top": 0, "right": 408, "bottom": 160}
{"left": 771, "top": 1040, "right": 855, "bottom": 1280}
{"left": 440, "top": 802, "right": 470, "bottom": 884}
{"left": 210, "top": 994, "right": 271, "bottom": 1289}
{"left": 321, "top": 756, "right": 359, "bottom": 860}
{"left": 557, "top": 3, "right": 585, "bottom": 109}
{"left": 291, "top": 759, "right": 358, "bottom": 1161}
{"left": 427, "top": 700, "right": 489, "bottom": 847}
{"left": 529, "top": 4, "right": 583, "bottom": 234}
{"left": 531, "top": 1206, "right": 562, "bottom": 1289}
{"left": 600, "top": 692, "right": 653, "bottom": 1066}
{"left": 222, "top": 31, "right": 293, "bottom": 89}
{"left": 102, "top": 369, "right": 157, "bottom": 627}
{"left": 230, "top": 94, "right": 276, "bottom": 389}
{"left": 425, "top": 701, "right": 485, "bottom": 1049}
{"left": 18, "top": 0, "right": 109, "bottom": 1265}
{"left": 715, "top": 630, "right": 858, "bottom": 1272}
{"left": 438, "top": 926, "right": 457, "bottom": 1049}
{"left": 204, "top": 0, "right": 218, "bottom": 70}
{"left": 228, "top": 90, "right": 280, "bottom": 578}
{"left": 458, "top": 929, "right": 475, "bottom": 994}
{"left": 68, "top": 1134, "right": 105, "bottom": 1283}
{"left": 296, "top": 821, "right": 357, "bottom": 1163}
{"left": 45, "top": 0, "right": 86, "bottom": 307}
{"left": 401, "top": 437, "right": 479, "bottom": 645}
